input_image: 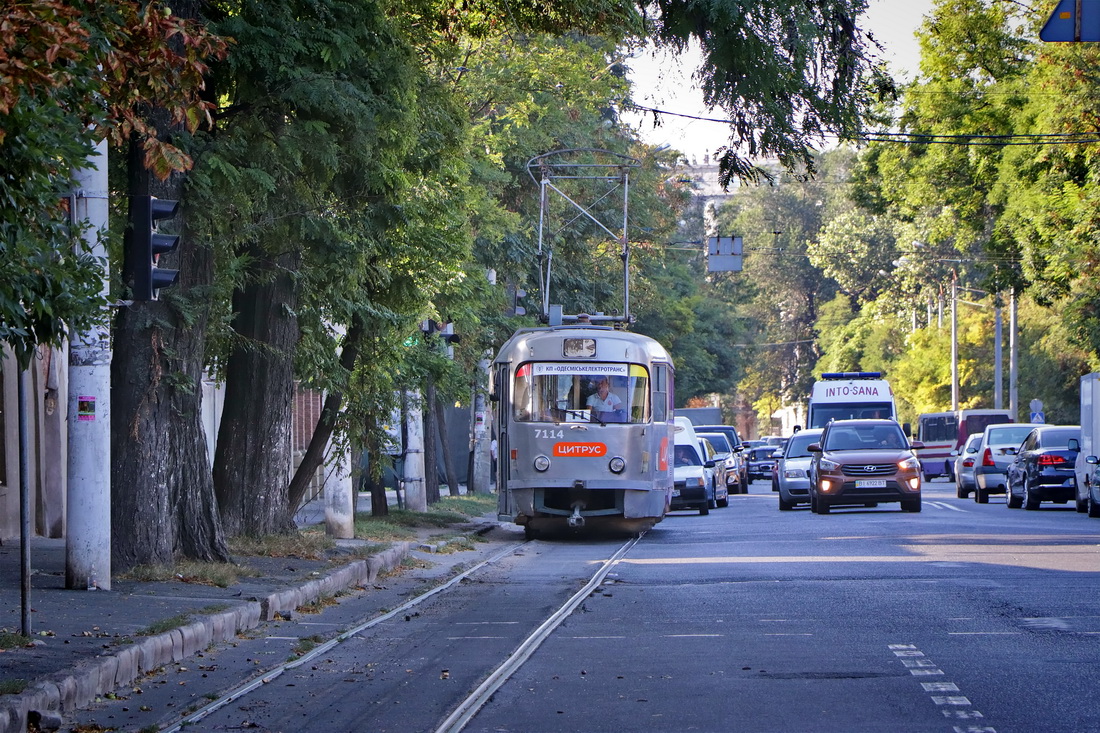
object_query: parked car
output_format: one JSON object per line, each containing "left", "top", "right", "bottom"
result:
{"left": 695, "top": 424, "right": 747, "bottom": 487}
{"left": 776, "top": 428, "right": 823, "bottom": 510}
{"left": 698, "top": 431, "right": 742, "bottom": 495}
{"left": 699, "top": 437, "right": 730, "bottom": 508}
{"left": 953, "top": 433, "right": 983, "bottom": 499}
{"left": 807, "top": 419, "right": 925, "bottom": 514}
{"left": 1005, "top": 426, "right": 1081, "bottom": 510}
{"left": 746, "top": 445, "right": 779, "bottom": 483}
{"left": 671, "top": 418, "right": 716, "bottom": 515}
{"left": 974, "top": 423, "right": 1042, "bottom": 503}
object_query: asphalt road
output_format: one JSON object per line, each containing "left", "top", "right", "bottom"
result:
{"left": 66, "top": 480, "right": 1100, "bottom": 732}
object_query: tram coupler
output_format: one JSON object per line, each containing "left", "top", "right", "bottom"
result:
{"left": 568, "top": 502, "right": 586, "bottom": 528}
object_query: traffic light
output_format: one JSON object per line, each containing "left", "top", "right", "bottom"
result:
{"left": 511, "top": 286, "right": 527, "bottom": 316}
{"left": 127, "top": 195, "right": 180, "bottom": 301}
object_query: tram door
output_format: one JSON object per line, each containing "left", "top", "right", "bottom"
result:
{"left": 492, "top": 363, "right": 514, "bottom": 521}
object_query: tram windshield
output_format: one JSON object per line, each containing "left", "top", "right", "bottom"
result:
{"left": 512, "top": 362, "right": 650, "bottom": 424}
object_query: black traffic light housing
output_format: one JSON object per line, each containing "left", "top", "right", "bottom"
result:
{"left": 126, "top": 195, "right": 180, "bottom": 301}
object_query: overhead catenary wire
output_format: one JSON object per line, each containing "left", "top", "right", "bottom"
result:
{"left": 624, "top": 103, "right": 1100, "bottom": 146}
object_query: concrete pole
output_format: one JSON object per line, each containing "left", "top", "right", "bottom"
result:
{"left": 403, "top": 390, "right": 427, "bottom": 511}
{"left": 323, "top": 437, "right": 355, "bottom": 539}
{"left": 1009, "top": 290, "right": 1019, "bottom": 420}
{"left": 470, "top": 358, "right": 492, "bottom": 494}
{"left": 66, "top": 139, "right": 111, "bottom": 591}
{"left": 994, "top": 299, "right": 1003, "bottom": 410}
{"left": 950, "top": 277, "right": 959, "bottom": 411}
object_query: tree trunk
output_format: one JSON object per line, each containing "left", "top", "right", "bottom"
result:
{"left": 213, "top": 246, "right": 299, "bottom": 536}
{"left": 424, "top": 376, "right": 440, "bottom": 504}
{"left": 285, "top": 318, "right": 364, "bottom": 520}
{"left": 434, "top": 395, "right": 461, "bottom": 496}
{"left": 112, "top": 138, "right": 229, "bottom": 572}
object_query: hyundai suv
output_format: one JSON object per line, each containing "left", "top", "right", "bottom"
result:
{"left": 807, "top": 419, "right": 924, "bottom": 514}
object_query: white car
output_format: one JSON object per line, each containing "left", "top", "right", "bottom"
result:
{"left": 974, "top": 423, "right": 1042, "bottom": 503}
{"left": 953, "top": 432, "right": 983, "bottom": 499}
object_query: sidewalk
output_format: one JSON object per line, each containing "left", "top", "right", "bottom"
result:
{"left": 0, "top": 492, "right": 500, "bottom": 733}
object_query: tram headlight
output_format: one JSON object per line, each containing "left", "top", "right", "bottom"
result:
{"left": 533, "top": 455, "right": 551, "bottom": 472}
{"left": 608, "top": 456, "right": 626, "bottom": 474}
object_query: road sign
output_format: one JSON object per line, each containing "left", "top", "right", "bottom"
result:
{"left": 1040, "top": 0, "right": 1100, "bottom": 42}
{"left": 707, "top": 236, "right": 743, "bottom": 272}
{"left": 1031, "top": 411, "right": 1046, "bottom": 423}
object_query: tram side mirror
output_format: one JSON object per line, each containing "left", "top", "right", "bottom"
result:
{"left": 903, "top": 422, "right": 911, "bottom": 436}
{"left": 489, "top": 393, "right": 499, "bottom": 402}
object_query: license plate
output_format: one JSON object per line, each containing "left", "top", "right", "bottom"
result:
{"left": 855, "top": 479, "right": 887, "bottom": 488}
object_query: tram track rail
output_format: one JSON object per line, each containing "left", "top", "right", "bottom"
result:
{"left": 162, "top": 534, "right": 641, "bottom": 733}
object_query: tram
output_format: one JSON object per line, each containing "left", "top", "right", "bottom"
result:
{"left": 491, "top": 322, "right": 675, "bottom": 538}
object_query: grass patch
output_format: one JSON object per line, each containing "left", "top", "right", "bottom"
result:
{"left": 433, "top": 535, "right": 482, "bottom": 553}
{"left": 137, "top": 614, "right": 192, "bottom": 636}
{"left": 121, "top": 561, "right": 260, "bottom": 588}
{"left": 0, "top": 678, "right": 27, "bottom": 695}
{"left": 229, "top": 531, "right": 336, "bottom": 560}
{"left": 434, "top": 494, "right": 496, "bottom": 516}
{"left": 291, "top": 634, "right": 326, "bottom": 659}
{"left": 0, "top": 631, "right": 32, "bottom": 650}
{"left": 297, "top": 595, "right": 338, "bottom": 615}
{"left": 353, "top": 494, "right": 494, "bottom": 542}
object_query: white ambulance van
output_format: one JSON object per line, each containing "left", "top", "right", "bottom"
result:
{"left": 807, "top": 372, "right": 901, "bottom": 430}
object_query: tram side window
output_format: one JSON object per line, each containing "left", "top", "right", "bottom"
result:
{"left": 512, "top": 362, "right": 650, "bottom": 424}
{"left": 652, "top": 364, "right": 668, "bottom": 422}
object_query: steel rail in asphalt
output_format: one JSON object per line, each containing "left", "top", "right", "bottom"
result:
{"left": 162, "top": 541, "right": 526, "bottom": 733}
{"left": 434, "top": 534, "right": 642, "bottom": 733}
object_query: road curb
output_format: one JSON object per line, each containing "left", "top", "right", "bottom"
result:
{"left": 0, "top": 540, "right": 417, "bottom": 733}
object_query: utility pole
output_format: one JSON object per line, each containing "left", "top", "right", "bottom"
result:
{"left": 67, "top": 139, "right": 111, "bottom": 591}
{"left": 1009, "top": 290, "right": 1019, "bottom": 419}
{"left": 402, "top": 390, "right": 427, "bottom": 511}
{"left": 469, "top": 355, "right": 492, "bottom": 494}
{"left": 994, "top": 295, "right": 1004, "bottom": 410}
{"left": 950, "top": 275, "right": 959, "bottom": 411}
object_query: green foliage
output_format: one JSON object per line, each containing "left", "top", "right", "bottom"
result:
{"left": 643, "top": 0, "right": 890, "bottom": 183}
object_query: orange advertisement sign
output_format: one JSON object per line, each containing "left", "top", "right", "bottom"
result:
{"left": 553, "top": 442, "right": 607, "bottom": 457}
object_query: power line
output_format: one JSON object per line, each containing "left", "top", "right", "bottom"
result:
{"left": 625, "top": 103, "right": 1100, "bottom": 147}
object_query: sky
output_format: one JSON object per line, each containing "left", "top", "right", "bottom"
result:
{"left": 625, "top": 0, "right": 936, "bottom": 162}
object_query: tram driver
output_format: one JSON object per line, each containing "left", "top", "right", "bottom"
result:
{"left": 586, "top": 377, "right": 625, "bottom": 423}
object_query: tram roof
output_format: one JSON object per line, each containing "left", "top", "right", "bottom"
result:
{"left": 494, "top": 324, "right": 672, "bottom": 366}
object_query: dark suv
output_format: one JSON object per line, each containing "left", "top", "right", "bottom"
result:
{"left": 807, "top": 419, "right": 925, "bottom": 514}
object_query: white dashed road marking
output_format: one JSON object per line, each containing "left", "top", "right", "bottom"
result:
{"left": 889, "top": 644, "right": 995, "bottom": 733}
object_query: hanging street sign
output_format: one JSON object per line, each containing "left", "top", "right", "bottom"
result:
{"left": 707, "top": 235, "right": 743, "bottom": 272}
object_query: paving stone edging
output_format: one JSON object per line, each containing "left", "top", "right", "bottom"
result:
{"left": 0, "top": 541, "right": 414, "bottom": 733}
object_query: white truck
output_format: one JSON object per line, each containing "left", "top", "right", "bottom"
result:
{"left": 1075, "top": 373, "right": 1100, "bottom": 509}
{"left": 806, "top": 372, "right": 901, "bottom": 430}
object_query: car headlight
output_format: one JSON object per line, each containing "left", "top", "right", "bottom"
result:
{"left": 898, "top": 456, "right": 920, "bottom": 470}
{"left": 686, "top": 476, "right": 704, "bottom": 487}
{"left": 784, "top": 468, "right": 807, "bottom": 479}
{"left": 608, "top": 456, "right": 626, "bottom": 474}
{"left": 533, "top": 455, "right": 550, "bottom": 472}
{"left": 819, "top": 458, "right": 840, "bottom": 471}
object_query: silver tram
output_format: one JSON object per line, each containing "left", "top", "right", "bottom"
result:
{"left": 491, "top": 323, "right": 675, "bottom": 538}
